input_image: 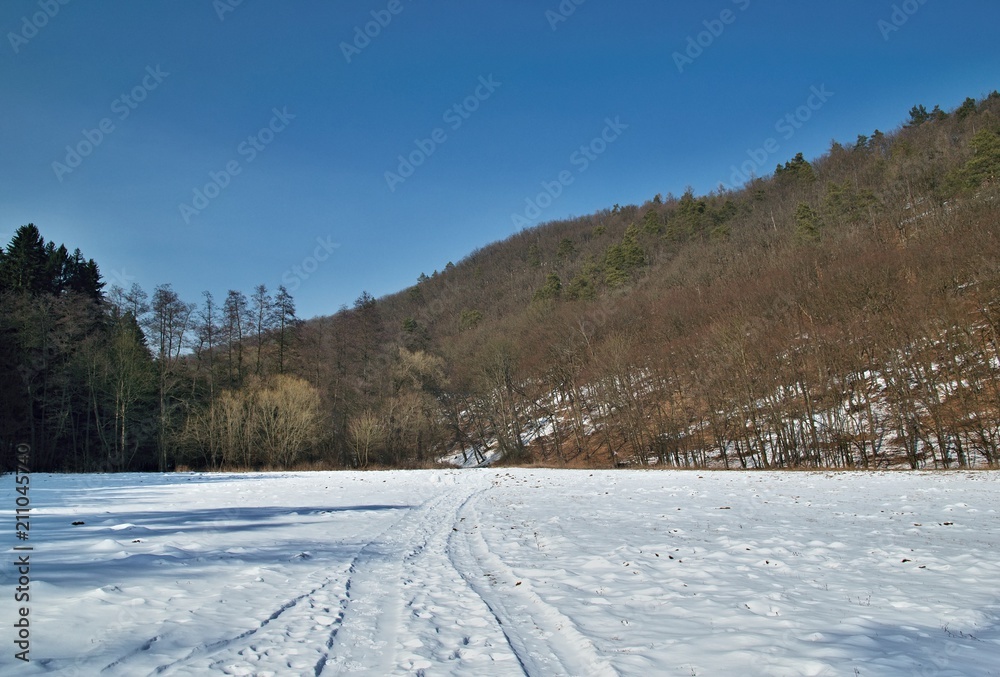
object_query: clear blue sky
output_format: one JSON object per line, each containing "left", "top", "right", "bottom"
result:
{"left": 2, "top": 1, "right": 998, "bottom": 320}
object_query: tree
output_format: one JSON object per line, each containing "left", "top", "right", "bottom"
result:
{"left": 565, "top": 274, "right": 596, "bottom": 301}
{"left": 603, "top": 225, "right": 645, "bottom": 287}
{"left": 147, "top": 284, "right": 194, "bottom": 470}
{"left": 533, "top": 273, "right": 562, "bottom": 302}
{"left": 775, "top": 153, "right": 816, "bottom": 184}
{"left": 252, "top": 375, "right": 323, "bottom": 467}
{"left": 956, "top": 97, "right": 978, "bottom": 120}
{"left": 963, "top": 129, "right": 1000, "bottom": 187}
{"left": 459, "top": 309, "right": 483, "bottom": 331}
{"left": 179, "top": 375, "right": 323, "bottom": 469}
{"left": 355, "top": 290, "right": 376, "bottom": 310}
{"left": 101, "top": 310, "right": 156, "bottom": 470}
{"left": 556, "top": 238, "right": 576, "bottom": 261}
{"left": 526, "top": 244, "right": 541, "bottom": 267}
{"left": 251, "top": 284, "right": 273, "bottom": 376}
{"left": 348, "top": 410, "right": 384, "bottom": 468}
{"left": 795, "top": 203, "right": 822, "bottom": 242}
{"left": 223, "top": 290, "right": 249, "bottom": 386}
{"left": 642, "top": 209, "right": 663, "bottom": 235}
{"left": 194, "top": 291, "right": 220, "bottom": 398}
{"left": 480, "top": 340, "right": 528, "bottom": 462}
{"left": 273, "top": 285, "right": 297, "bottom": 375}
{"left": 907, "top": 104, "right": 930, "bottom": 127}
{"left": 0, "top": 224, "right": 48, "bottom": 294}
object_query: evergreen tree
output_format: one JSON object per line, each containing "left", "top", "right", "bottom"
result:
{"left": 603, "top": 225, "right": 645, "bottom": 287}
{"left": 963, "top": 129, "right": 1000, "bottom": 188}
{"left": 956, "top": 97, "right": 978, "bottom": 120}
{"left": 533, "top": 273, "right": 562, "bottom": 302}
{"left": 565, "top": 274, "right": 596, "bottom": 301}
{"left": 642, "top": 209, "right": 663, "bottom": 235}
{"left": 907, "top": 104, "right": 930, "bottom": 127}
{"left": 795, "top": 203, "right": 822, "bottom": 242}
{"left": 775, "top": 153, "right": 816, "bottom": 184}
{"left": 556, "top": 238, "right": 576, "bottom": 261}
{"left": 0, "top": 224, "right": 48, "bottom": 294}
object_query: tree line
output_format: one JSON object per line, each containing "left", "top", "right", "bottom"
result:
{"left": 0, "top": 226, "right": 321, "bottom": 471}
{"left": 3, "top": 91, "right": 1000, "bottom": 471}
{"left": 320, "top": 91, "right": 1000, "bottom": 470}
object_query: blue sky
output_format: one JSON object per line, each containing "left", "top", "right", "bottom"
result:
{"left": 2, "top": 1, "right": 998, "bottom": 320}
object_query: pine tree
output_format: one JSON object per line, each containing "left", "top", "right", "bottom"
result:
{"left": 964, "top": 129, "right": 1000, "bottom": 187}
{"left": 956, "top": 97, "right": 978, "bottom": 120}
{"left": 906, "top": 104, "right": 930, "bottom": 127}
{"left": 775, "top": 153, "right": 816, "bottom": 184}
{"left": 795, "top": 203, "right": 822, "bottom": 242}
{"left": 556, "top": 238, "right": 576, "bottom": 261}
{"left": 533, "top": 273, "right": 562, "bottom": 302}
{"left": 0, "top": 224, "right": 48, "bottom": 294}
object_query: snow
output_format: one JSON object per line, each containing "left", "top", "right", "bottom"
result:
{"left": 3, "top": 470, "right": 1000, "bottom": 676}
{"left": 438, "top": 447, "right": 502, "bottom": 468}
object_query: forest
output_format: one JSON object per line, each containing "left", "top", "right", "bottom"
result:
{"left": 3, "top": 92, "right": 1000, "bottom": 472}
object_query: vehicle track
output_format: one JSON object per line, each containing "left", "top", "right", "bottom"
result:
{"left": 106, "top": 473, "right": 615, "bottom": 677}
{"left": 314, "top": 487, "right": 462, "bottom": 677}
{"left": 128, "top": 491, "right": 461, "bottom": 675}
{"left": 140, "top": 565, "right": 352, "bottom": 676}
{"left": 448, "top": 488, "right": 619, "bottom": 677}
{"left": 319, "top": 480, "right": 496, "bottom": 675}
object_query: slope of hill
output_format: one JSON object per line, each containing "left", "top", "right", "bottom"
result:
{"left": 5, "top": 93, "right": 999, "bottom": 472}
{"left": 294, "top": 92, "right": 1000, "bottom": 470}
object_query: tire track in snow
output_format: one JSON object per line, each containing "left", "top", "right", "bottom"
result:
{"left": 448, "top": 488, "right": 619, "bottom": 677}
{"left": 389, "top": 474, "right": 524, "bottom": 675}
{"left": 107, "top": 473, "right": 610, "bottom": 676}
{"left": 138, "top": 568, "right": 352, "bottom": 676}
{"left": 317, "top": 481, "right": 483, "bottom": 675}
{"left": 149, "top": 487, "right": 466, "bottom": 677}
{"left": 101, "top": 635, "right": 162, "bottom": 673}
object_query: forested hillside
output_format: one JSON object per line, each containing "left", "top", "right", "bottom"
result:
{"left": 3, "top": 92, "right": 1000, "bottom": 472}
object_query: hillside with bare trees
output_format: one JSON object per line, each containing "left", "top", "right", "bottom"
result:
{"left": 4, "top": 92, "right": 1000, "bottom": 472}
{"left": 294, "top": 92, "right": 1000, "bottom": 470}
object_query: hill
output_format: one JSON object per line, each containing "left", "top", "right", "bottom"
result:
{"left": 294, "top": 92, "right": 1000, "bottom": 470}
{"left": 3, "top": 92, "right": 1000, "bottom": 472}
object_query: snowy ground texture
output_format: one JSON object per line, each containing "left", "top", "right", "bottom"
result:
{"left": 3, "top": 470, "right": 1000, "bottom": 676}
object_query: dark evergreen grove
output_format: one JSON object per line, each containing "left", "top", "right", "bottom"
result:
{"left": 0, "top": 225, "right": 306, "bottom": 472}
{"left": 4, "top": 91, "right": 1000, "bottom": 472}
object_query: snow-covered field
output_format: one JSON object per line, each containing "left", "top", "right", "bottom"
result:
{"left": 3, "top": 470, "right": 999, "bottom": 676}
